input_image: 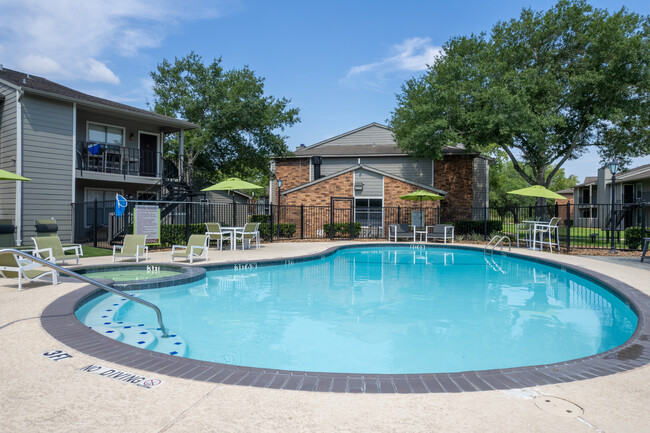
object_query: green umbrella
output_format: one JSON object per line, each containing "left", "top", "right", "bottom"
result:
{"left": 507, "top": 185, "right": 565, "bottom": 200}
{"left": 399, "top": 190, "right": 444, "bottom": 203}
{"left": 201, "top": 178, "right": 264, "bottom": 226}
{"left": 201, "top": 177, "right": 264, "bottom": 192}
{"left": 399, "top": 190, "right": 444, "bottom": 227}
{"left": 0, "top": 169, "right": 30, "bottom": 181}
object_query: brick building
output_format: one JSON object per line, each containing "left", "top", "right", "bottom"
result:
{"left": 269, "top": 123, "right": 489, "bottom": 234}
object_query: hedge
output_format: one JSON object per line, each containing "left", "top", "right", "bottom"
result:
{"left": 160, "top": 223, "right": 206, "bottom": 247}
{"left": 454, "top": 220, "right": 503, "bottom": 235}
{"left": 258, "top": 223, "right": 297, "bottom": 239}
{"left": 323, "top": 222, "right": 362, "bottom": 237}
{"left": 625, "top": 227, "right": 648, "bottom": 249}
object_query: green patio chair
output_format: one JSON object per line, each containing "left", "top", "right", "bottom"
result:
{"left": 32, "top": 235, "right": 83, "bottom": 265}
{"left": 234, "top": 222, "right": 260, "bottom": 250}
{"left": 0, "top": 251, "right": 58, "bottom": 291}
{"left": 205, "top": 222, "right": 231, "bottom": 251}
{"left": 34, "top": 218, "right": 59, "bottom": 237}
{"left": 171, "top": 234, "right": 209, "bottom": 263}
{"left": 113, "top": 234, "right": 148, "bottom": 262}
{"left": 0, "top": 219, "right": 16, "bottom": 247}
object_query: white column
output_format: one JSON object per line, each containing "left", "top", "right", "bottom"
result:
{"left": 15, "top": 90, "right": 23, "bottom": 245}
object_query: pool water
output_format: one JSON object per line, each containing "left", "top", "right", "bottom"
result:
{"left": 76, "top": 246, "right": 637, "bottom": 374}
{"left": 79, "top": 269, "right": 181, "bottom": 282}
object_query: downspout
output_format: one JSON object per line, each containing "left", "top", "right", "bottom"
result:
{"left": 15, "top": 90, "right": 23, "bottom": 245}
{"left": 71, "top": 103, "right": 76, "bottom": 242}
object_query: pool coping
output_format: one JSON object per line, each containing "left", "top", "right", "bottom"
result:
{"left": 41, "top": 244, "right": 650, "bottom": 394}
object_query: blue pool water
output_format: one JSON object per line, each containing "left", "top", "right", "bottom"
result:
{"left": 76, "top": 246, "right": 637, "bottom": 374}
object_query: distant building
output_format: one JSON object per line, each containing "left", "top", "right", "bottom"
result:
{"left": 573, "top": 164, "right": 650, "bottom": 229}
{"left": 270, "top": 123, "right": 490, "bottom": 224}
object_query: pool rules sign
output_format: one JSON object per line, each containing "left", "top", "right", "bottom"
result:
{"left": 134, "top": 205, "right": 161, "bottom": 245}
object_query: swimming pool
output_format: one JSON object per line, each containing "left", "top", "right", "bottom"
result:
{"left": 75, "top": 246, "right": 637, "bottom": 375}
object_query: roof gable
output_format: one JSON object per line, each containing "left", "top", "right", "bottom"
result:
{"left": 282, "top": 163, "right": 447, "bottom": 196}
{"left": 0, "top": 67, "right": 197, "bottom": 130}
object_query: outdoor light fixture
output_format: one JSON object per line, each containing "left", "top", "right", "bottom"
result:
{"left": 129, "top": 132, "right": 135, "bottom": 140}
{"left": 276, "top": 178, "right": 283, "bottom": 206}
{"left": 608, "top": 161, "right": 619, "bottom": 253}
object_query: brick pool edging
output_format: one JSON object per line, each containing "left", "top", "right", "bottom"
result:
{"left": 41, "top": 245, "right": 650, "bottom": 393}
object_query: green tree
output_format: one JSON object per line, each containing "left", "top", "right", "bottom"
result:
{"left": 489, "top": 152, "right": 579, "bottom": 209}
{"left": 150, "top": 52, "right": 300, "bottom": 184}
{"left": 390, "top": 1, "right": 650, "bottom": 205}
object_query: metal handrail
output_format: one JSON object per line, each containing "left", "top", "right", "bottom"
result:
{"left": 484, "top": 235, "right": 500, "bottom": 254}
{"left": 0, "top": 248, "right": 169, "bottom": 338}
{"left": 491, "top": 236, "right": 511, "bottom": 255}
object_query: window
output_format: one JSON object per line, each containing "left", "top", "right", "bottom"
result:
{"left": 581, "top": 189, "right": 590, "bottom": 204}
{"left": 85, "top": 189, "right": 123, "bottom": 227}
{"left": 355, "top": 198, "right": 383, "bottom": 227}
{"left": 88, "top": 122, "right": 124, "bottom": 146}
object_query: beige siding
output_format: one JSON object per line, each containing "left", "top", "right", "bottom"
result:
{"left": 0, "top": 84, "right": 17, "bottom": 220}
{"left": 361, "top": 157, "right": 433, "bottom": 186}
{"left": 324, "top": 124, "right": 395, "bottom": 147}
{"left": 21, "top": 95, "right": 74, "bottom": 243}
{"left": 321, "top": 158, "right": 357, "bottom": 177}
{"left": 354, "top": 169, "right": 383, "bottom": 198}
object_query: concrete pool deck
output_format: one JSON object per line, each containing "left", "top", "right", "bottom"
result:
{"left": 1, "top": 242, "right": 649, "bottom": 432}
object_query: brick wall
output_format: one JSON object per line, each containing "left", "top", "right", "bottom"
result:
{"left": 282, "top": 172, "right": 353, "bottom": 206}
{"left": 434, "top": 155, "right": 474, "bottom": 208}
{"left": 274, "top": 158, "right": 310, "bottom": 204}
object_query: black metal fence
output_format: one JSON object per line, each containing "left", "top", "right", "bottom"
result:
{"left": 71, "top": 199, "right": 648, "bottom": 252}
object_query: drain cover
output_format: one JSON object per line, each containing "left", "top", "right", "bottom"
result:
{"left": 533, "top": 396, "right": 584, "bottom": 417}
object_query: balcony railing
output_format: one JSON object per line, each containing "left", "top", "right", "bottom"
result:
{"left": 76, "top": 141, "right": 161, "bottom": 177}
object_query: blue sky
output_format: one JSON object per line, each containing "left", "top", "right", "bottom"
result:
{"left": 1, "top": 0, "right": 649, "bottom": 181}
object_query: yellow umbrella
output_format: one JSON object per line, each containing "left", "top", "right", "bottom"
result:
{"left": 0, "top": 169, "right": 30, "bottom": 181}
{"left": 507, "top": 185, "right": 565, "bottom": 200}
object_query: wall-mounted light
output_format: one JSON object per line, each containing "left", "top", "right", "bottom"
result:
{"left": 129, "top": 132, "right": 135, "bottom": 141}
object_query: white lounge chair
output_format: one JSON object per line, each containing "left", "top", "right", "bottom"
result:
{"left": 32, "top": 235, "right": 83, "bottom": 265}
{"left": 113, "top": 234, "right": 148, "bottom": 262}
{"left": 171, "top": 234, "right": 209, "bottom": 263}
{"left": 0, "top": 251, "right": 58, "bottom": 291}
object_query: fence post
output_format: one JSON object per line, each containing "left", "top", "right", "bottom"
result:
{"left": 185, "top": 202, "right": 190, "bottom": 242}
{"left": 233, "top": 201, "right": 237, "bottom": 227}
{"left": 269, "top": 204, "right": 274, "bottom": 242}
{"left": 483, "top": 206, "right": 488, "bottom": 240}
{"left": 330, "top": 199, "right": 334, "bottom": 240}
{"left": 397, "top": 206, "right": 401, "bottom": 224}
{"left": 565, "top": 201, "right": 571, "bottom": 253}
{"left": 277, "top": 204, "right": 281, "bottom": 240}
{"left": 93, "top": 199, "right": 98, "bottom": 247}
{"left": 642, "top": 202, "right": 647, "bottom": 244}
{"left": 300, "top": 204, "right": 304, "bottom": 239}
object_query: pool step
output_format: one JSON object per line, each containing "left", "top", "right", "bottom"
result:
{"left": 83, "top": 294, "right": 130, "bottom": 327}
{"left": 87, "top": 320, "right": 188, "bottom": 357}
{"left": 84, "top": 294, "right": 188, "bottom": 357}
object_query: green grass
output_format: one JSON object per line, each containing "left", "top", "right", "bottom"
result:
{"left": 80, "top": 246, "right": 113, "bottom": 258}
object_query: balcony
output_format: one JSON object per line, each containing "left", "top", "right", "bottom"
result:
{"left": 76, "top": 141, "right": 161, "bottom": 177}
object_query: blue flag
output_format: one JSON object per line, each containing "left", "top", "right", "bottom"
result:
{"left": 115, "top": 194, "right": 127, "bottom": 218}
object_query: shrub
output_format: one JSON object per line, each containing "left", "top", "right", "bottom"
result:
{"left": 455, "top": 220, "right": 503, "bottom": 235}
{"left": 323, "top": 222, "right": 362, "bottom": 237}
{"left": 625, "top": 227, "right": 648, "bottom": 249}
{"left": 250, "top": 214, "right": 271, "bottom": 223}
{"left": 258, "top": 223, "right": 297, "bottom": 239}
{"left": 159, "top": 223, "right": 205, "bottom": 247}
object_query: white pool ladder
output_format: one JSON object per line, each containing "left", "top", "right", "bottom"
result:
{"left": 484, "top": 235, "right": 511, "bottom": 255}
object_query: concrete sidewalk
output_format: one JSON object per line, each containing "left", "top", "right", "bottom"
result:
{"left": 1, "top": 242, "right": 649, "bottom": 432}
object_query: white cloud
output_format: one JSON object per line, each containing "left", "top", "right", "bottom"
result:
{"left": 0, "top": 0, "right": 224, "bottom": 84}
{"left": 341, "top": 37, "right": 443, "bottom": 90}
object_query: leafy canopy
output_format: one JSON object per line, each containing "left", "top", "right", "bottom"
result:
{"left": 390, "top": 0, "right": 650, "bottom": 190}
{"left": 149, "top": 52, "right": 300, "bottom": 182}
